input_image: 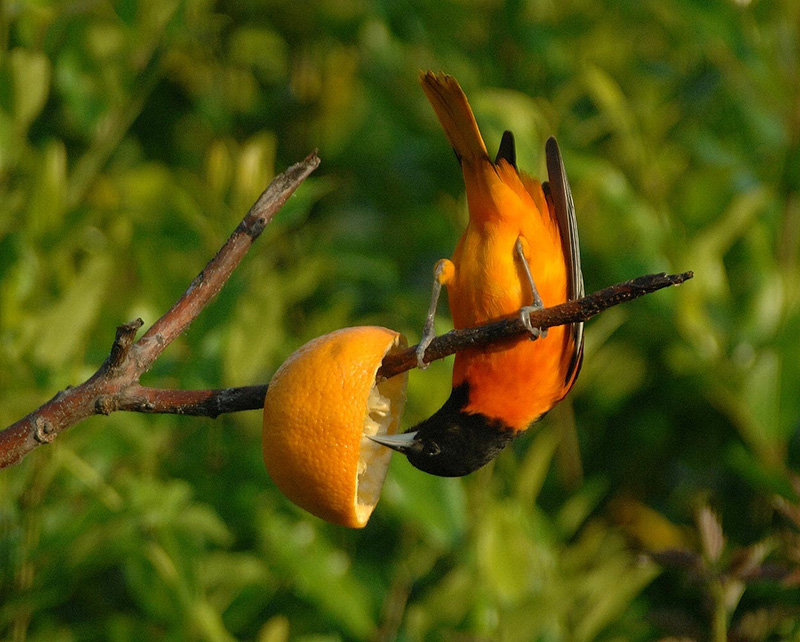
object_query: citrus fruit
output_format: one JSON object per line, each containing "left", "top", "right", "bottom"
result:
{"left": 262, "top": 326, "right": 408, "bottom": 528}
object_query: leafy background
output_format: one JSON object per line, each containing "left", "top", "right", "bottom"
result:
{"left": 2, "top": 0, "right": 800, "bottom": 640}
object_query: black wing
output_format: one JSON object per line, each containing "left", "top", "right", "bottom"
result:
{"left": 544, "top": 136, "right": 584, "bottom": 386}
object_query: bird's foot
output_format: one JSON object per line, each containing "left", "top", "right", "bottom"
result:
{"left": 519, "top": 305, "right": 548, "bottom": 341}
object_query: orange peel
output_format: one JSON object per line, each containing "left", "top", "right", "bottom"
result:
{"left": 262, "top": 326, "right": 408, "bottom": 527}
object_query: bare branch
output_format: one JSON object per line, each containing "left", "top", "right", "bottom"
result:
{"left": 115, "top": 385, "right": 268, "bottom": 417}
{"left": 82, "top": 271, "right": 694, "bottom": 417}
{"left": 0, "top": 146, "right": 692, "bottom": 471}
{"left": 0, "top": 153, "right": 320, "bottom": 468}
{"left": 379, "top": 271, "right": 693, "bottom": 380}
{"left": 135, "top": 152, "right": 320, "bottom": 367}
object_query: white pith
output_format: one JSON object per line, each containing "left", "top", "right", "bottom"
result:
{"left": 355, "top": 360, "right": 407, "bottom": 524}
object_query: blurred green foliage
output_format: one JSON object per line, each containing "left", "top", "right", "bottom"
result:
{"left": 2, "top": 0, "right": 800, "bottom": 640}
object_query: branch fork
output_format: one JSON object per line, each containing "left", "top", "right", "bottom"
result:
{"left": 0, "top": 153, "right": 320, "bottom": 468}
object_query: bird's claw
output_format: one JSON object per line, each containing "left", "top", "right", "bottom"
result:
{"left": 415, "top": 341, "right": 431, "bottom": 370}
{"left": 415, "top": 318, "right": 436, "bottom": 369}
{"left": 519, "top": 305, "right": 547, "bottom": 341}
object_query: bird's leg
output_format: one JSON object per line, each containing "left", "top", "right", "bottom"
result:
{"left": 416, "top": 259, "right": 455, "bottom": 369}
{"left": 515, "top": 237, "right": 547, "bottom": 340}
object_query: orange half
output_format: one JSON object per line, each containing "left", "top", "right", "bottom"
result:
{"left": 262, "top": 326, "right": 408, "bottom": 527}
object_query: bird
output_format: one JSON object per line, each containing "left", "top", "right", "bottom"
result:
{"left": 370, "top": 71, "right": 584, "bottom": 477}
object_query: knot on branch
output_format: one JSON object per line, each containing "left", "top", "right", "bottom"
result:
{"left": 95, "top": 396, "right": 118, "bottom": 416}
{"left": 107, "top": 319, "right": 144, "bottom": 370}
{"left": 33, "top": 417, "right": 56, "bottom": 444}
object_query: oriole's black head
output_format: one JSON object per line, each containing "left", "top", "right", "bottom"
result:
{"left": 370, "top": 384, "right": 518, "bottom": 477}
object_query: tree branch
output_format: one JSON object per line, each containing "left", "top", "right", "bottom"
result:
{"left": 0, "top": 152, "right": 320, "bottom": 468}
{"left": 135, "top": 154, "right": 320, "bottom": 367}
{"left": 70, "top": 270, "right": 693, "bottom": 418}
{"left": 0, "top": 147, "right": 692, "bottom": 470}
{"left": 378, "top": 270, "right": 693, "bottom": 380}
{"left": 114, "top": 385, "right": 268, "bottom": 417}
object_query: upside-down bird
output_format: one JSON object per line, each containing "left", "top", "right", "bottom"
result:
{"left": 372, "top": 72, "right": 584, "bottom": 477}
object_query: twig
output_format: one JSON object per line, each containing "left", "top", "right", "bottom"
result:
{"left": 378, "top": 271, "right": 693, "bottom": 379}
{"left": 114, "top": 385, "right": 268, "bottom": 417}
{"left": 136, "top": 155, "right": 321, "bottom": 365}
{"left": 0, "top": 152, "right": 320, "bottom": 468}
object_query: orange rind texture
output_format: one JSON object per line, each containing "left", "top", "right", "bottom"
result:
{"left": 262, "top": 326, "right": 408, "bottom": 527}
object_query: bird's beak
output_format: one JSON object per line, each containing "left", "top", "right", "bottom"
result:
{"left": 368, "top": 431, "right": 418, "bottom": 453}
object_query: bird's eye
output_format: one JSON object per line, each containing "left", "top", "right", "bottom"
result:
{"left": 423, "top": 442, "right": 441, "bottom": 457}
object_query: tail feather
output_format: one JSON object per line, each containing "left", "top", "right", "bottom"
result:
{"left": 420, "top": 71, "right": 488, "bottom": 163}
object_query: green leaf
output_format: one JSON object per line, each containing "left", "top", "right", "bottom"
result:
{"left": 10, "top": 48, "right": 51, "bottom": 131}
{"left": 28, "top": 254, "right": 112, "bottom": 370}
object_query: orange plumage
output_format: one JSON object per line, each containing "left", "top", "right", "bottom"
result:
{"left": 372, "top": 72, "right": 583, "bottom": 476}
{"left": 420, "top": 71, "right": 580, "bottom": 430}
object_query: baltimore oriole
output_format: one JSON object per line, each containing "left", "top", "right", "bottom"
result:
{"left": 372, "top": 72, "right": 584, "bottom": 476}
